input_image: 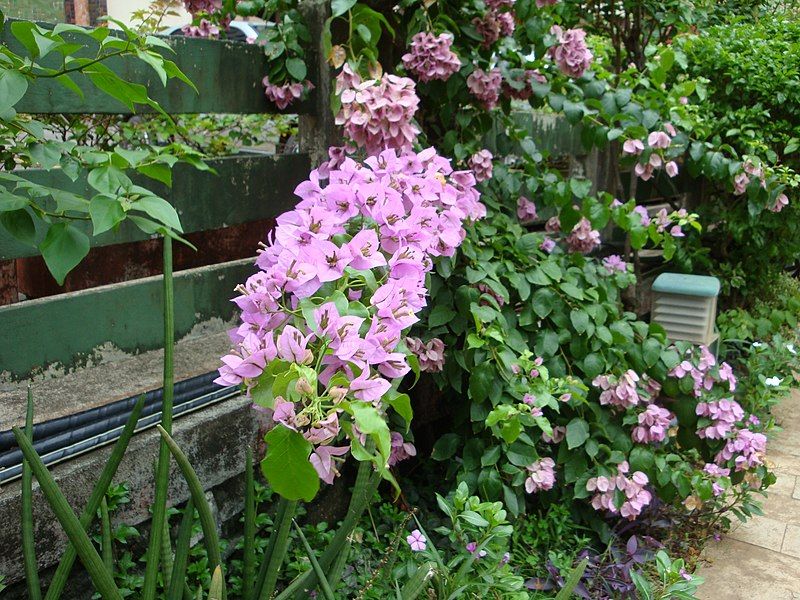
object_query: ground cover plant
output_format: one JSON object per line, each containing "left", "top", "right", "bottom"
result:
{"left": 6, "top": 0, "right": 800, "bottom": 598}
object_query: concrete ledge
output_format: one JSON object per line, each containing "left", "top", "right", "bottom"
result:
{"left": 0, "top": 394, "right": 266, "bottom": 587}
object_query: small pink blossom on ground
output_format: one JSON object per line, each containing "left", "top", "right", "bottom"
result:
{"left": 540, "top": 237, "right": 556, "bottom": 253}
{"left": 469, "top": 149, "right": 494, "bottom": 182}
{"left": 402, "top": 32, "right": 461, "bottom": 82}
{"left": 548, "top": 25, "right": 593, "bottom": 78}
{"left": 407, "top": 529, "right": 427, "bottom": 551}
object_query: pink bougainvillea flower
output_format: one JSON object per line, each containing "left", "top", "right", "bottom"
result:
{"left": 402, "top": 32, "right": 461, "bottom": 82}
{"left": 548, "top": 25, "right": 593, "bottom": 78}
{"left": 566, "top": 217, "right": 601, "bottom": 254}
{"left": 647, "top": 131, "right": 671, "bottom": 149}
{"left": 467, "top": 68, "right": 502, "bottom": 109}
{"left": 469, "top": 149, "right": 494, "bottom": 182}
{"left": 623, "top": 139, "right": 645, "bottom": 155}
{"left": 517, "top": 196, "right": 538, "bottom": 223}
{"left": 310, "top": 445, "right": 349, "bottom": 484}
{"left": 665, "top": 161, "right": 679, "bottom": 178}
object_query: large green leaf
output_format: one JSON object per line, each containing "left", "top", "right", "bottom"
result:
{"left": 38, "top": 223, "right": 90, "bottom": 285}
{"left": 89, "top": 195, "right": 125, "bottom": 235}
{"left": 0, "top": 68, "right": 28, "bottom": 115}
{"left": 261, "top": 426, "right": 319, "bottom": 502}
{"left": 566, "top": 418, "right": 590, "bottom": 450}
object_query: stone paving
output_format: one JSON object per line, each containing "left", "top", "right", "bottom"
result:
{"left": 696, "top": 390, "right": 800, "bottom": 599}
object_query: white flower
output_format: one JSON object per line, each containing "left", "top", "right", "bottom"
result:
{"left": 765, "top": 376, "right": 783, "bottom": 387}
{"left": 752, "top": 342, "right": 764, "bottom": 348}
{"left": 787, "top": 344, "right": 797, "bottom": 355}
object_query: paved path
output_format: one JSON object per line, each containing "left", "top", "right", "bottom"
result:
{"left": 696, "top": 390, "right": 800, "bottom": 599}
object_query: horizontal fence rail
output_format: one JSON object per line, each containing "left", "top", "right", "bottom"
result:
{"left": 0, "top": 152, "right": 310, "bottom": 259}
{"left": 0, "top": 257, "right": 254, "bottom": 378}
{"left": 2, "top": 22, "right": 312, "bottom": 115}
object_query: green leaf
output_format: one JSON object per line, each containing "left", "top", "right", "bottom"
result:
{"left": 642, "top": 338, "right": 662, "bottom": 368}
{"left": 385, "top": 392, "right": 413, "bottom": 429}
{"left": 261, "top": 426, "right": 320, "bottom": 501}
{"left": 532, "top": 288, "right": 556, "bottom": 318}
{"left": 570, "top": 309, "right": 590, "bottom": 334}
{"left": 87, "top": 165, "right": 131, "bottom": 194}
{"left": 89, "top": 195, "right": 126, "bottom": 235}
{"left": 285, "top": 57, "right": 307, "bottom": 81}
{"left": 132, "top": 196, "right": 182, "bottom": 232}
{"left": 351, "top": 402, "right": 391, "bottom": 459}
{"left": 137, "top": 163, "right": 173, "bottom": 187}
{"left": 431, "top": 433, "right": 460, "bottom": 461}
{"left": 469, "top": 362, "right": 495, "bottom": 402}
{"left": 428, "top": 305, "right": 457, "bottom": 327}
{"left": 331, "top": 0, "right": 358, "bottom": 17}
{"left": 566, "top": 418, "right": 590, "bottom": 450}
{"left": 0, "top": 188, "right": 29, "bottom": 212}
{"left": 535, "top": 330, "right": 559, "bottom": 358}
{"left": 38, "top": 223, "right": 90, "bottom": 285}
{"left": 0, "top": 68, "right": 28, "bottom": 114}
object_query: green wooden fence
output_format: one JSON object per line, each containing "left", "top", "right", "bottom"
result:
{"left": 0, "top": 25, "right": 320, "bottom": 380}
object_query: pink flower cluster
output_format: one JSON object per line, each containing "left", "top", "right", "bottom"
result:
{"left": 625, "top": 127, "right": 679, "bottom": 181}
{"left": 473, "top": 4, "right": 515, "bottom": 48}
{"left": 733, "top": 160, "right": 765, "bottom": 195}
{"left": 335, "top": 65, "right": 420, "bottom": 156}
{"left": 696, "top": 398, "right": 745, "bottom": 439}
{"left": 566, "top": 217, "right": 601, "bottom": 254}
{"left": 406, "top": 337, "right": 446, "bottom": 372}
{"left": 184, "top": 0, "right": 221, "bottom": 14}
{"left": 389, "top": 431, "right": 417, "bottom": 466}
{"left": 216, "top": 148, "right": 484, "bottom": 484}
{"left": 467, "top": 68, "right": 502, "bottom": 109}
{"left": 669, "top": 346, "right": 737, "bottom": 396}
{"left": 602, "top": 254, "right": 628, "bottom": 272}
{"left": 525, "top": 457, "right": 556, "bottom": 493}
{"left": 715, "top": 428, "right": 767, "bottom": 472}
{"left": 548, "top": 26, "right": 593, "bottom": 78}
{"left": 517, "top": 196, "right": 538, "bottom": 223}
{"left": 469, "top": 149, "right": 494, "bottom": 182}
{"left": 587, "top": 461, "right": 652, "bottom": 520}
{"left": 262, "top": 77, "right": 312, "bottom": 110}
{"left": 593, "top": 370, "right": 661, "bottom": 409}
{"left": 182, "top": 19, "right": 220, "bottom": 37}
{"left": 542, "top": 425, "right": 565, "bottom": 444}
{"left": 402, "top": 32, "right": 461, "bottom": 82}
{"left": 632, "top": 403, "right": 674, "bottom": 444}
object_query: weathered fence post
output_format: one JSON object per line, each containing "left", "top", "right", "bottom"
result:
{"left": 298, "top": 0, "right": 340, "bottom": 167}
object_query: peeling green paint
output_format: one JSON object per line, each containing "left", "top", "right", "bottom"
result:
{"left": 0, "top": 258, "right": 254, "bottom": 379}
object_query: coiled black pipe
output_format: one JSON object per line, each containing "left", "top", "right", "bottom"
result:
{"left": 0, "top": 373, "right": 238, "bottom": 484}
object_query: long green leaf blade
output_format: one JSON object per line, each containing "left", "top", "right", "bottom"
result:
{"left": 22, "top": 387, "right": 42, "bottom": 600}
{"left": 143, "top": 236, "right": 176, "bottom": 600}
{"left": 243, "top": 448, "right": 256, "bottom": 600}
{"left": 45, "top": 394, "right": 146, "bottom": 600}
{"left": 155, "top": 425, "right": 222, "bottom": 573}
{"left": 99, "top": 497, "right": 113, "bottom": 575}
{"left": 12, "top": 426, "right": 122, "bottom": 600}
{"left": 167, "top": 498, "right": 195, "bottom": 600}
{"left": 291, "top": 520, "right": 335, "bottom": 600}
{"left": 259, "top": 498, "right": 297, "bottom": 600}
{"left": 555, "top": 558, "right": 589, "bottom": 600}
